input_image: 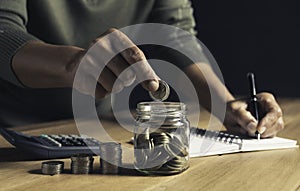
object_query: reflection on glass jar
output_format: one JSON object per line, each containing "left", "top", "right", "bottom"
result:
{"left": 134, "top": 102, "right": 190, "bottom": 175}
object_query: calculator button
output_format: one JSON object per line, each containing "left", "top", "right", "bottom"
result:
{"left": 39, "top": 136, "right": 62, "bottom": 147}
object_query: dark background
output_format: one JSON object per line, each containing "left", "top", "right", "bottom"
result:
{"left": 192, "top": 0, "right": 300, "bottom": 97}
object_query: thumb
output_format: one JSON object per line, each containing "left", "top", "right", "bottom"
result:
{"left": 142, "top": 79, "right": 159, "bottom": 92}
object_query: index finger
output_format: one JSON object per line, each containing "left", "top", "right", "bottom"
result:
{"left": 106, "top": 29, "right": 160, "bottom": 91}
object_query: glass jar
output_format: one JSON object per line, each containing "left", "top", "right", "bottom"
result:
{"left": 134, "top": 102, "right": 190, "bottom": 175}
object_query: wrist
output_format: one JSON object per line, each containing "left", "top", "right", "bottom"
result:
{"left": 12, "top": 41, "right": 84, "bottom": 88}
{"left": 56, "top": 45, "right": 85, "bottom": 87}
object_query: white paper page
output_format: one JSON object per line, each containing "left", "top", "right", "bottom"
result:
{"left": 241, "top": 137, "right": 298, "bottom": 152}
{"left": 189, "top": 131, "right": 298, "bottom": 157}
{"left": 189, "top": 135, "right": 240, "bottom": 157}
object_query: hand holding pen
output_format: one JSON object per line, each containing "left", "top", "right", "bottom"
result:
{"left": 223, "top": 74, "right": 284, "bottom": 138}
{"left": 247, "top": 73, "right": 285, "bottom": 138}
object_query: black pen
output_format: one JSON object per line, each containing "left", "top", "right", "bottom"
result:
{"left": 247, "top": 72, "right": 260, "bottom": 140}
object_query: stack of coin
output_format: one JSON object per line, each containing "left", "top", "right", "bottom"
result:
{"left": 99, "top": 142, "right": 122, "bottom": 174}
{"left": 41, "top": 161, "right": 64, "bottom": 175}
{"left": 135, "top": 131, "right": 189, "bottom": 175}
{"left": 149, "top": 80, "right": 170, "bottom": 101}
{"left": 70, "top": 154, "right": 94, "bottom": 174}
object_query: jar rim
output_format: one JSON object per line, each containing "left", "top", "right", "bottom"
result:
{"left": 137, "top": 102, "right": 186, "bottom": 112}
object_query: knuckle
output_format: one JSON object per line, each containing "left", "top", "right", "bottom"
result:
{"left": 278, "top": 124, "right": 284, "bottom": 130}
{"left": 258, "top": 92, "right": 275, "bottom": 101}
{"left": 228, "top": 101, "right": 247, "bottom": 112}
{"left": 229, "top": 105, "right": 239, "bottom": 114}
{"left": 128, "top": 48, "right": 145, "bottom": 62}
{"left": 91, "top": 38, "right": 100, "bottom": 45}
{"left": 277, "top": 108, "right": 283, "bottom": 116}
{"left": 244, "top": 111, "right": 254, "bottom": 120}
{"left": 278, "top": 118, "right": 285, "bottom": 130}
{"left": 264, "top": 97, "right": 273, "bottom": 104}
{"left": 268, "top": 107, "right": 282, "bottom": 118}
{"left": 232, "top": 106, "right": 243, "bottom": 115}
{"left": 106, "top": 28, "right": 118, "bottom": 33}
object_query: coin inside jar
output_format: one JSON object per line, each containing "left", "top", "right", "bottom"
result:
{"left": 149, "top": 80, "right": 170, "bottom": 101}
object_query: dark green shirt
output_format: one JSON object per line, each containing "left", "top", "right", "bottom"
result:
{"left": 0, "top": 0, "right": 204, "bottom": 85}
{"left": 0, "top": 0, "right": 205, "bottom": 126}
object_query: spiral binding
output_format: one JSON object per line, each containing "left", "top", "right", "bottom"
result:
{"left": 191, "top": 127, "right": 243, "bottom": 145}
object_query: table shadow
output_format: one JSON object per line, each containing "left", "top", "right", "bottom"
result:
{"left": 28, "top": 164, "right": 176, "bottom": 177}
{"left": 0, "top": 148, "right": 45, "bottom": 162}
{"left": 28, "top": 166, "right": 145, "bottom": 177}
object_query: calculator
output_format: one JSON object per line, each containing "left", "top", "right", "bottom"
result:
{"left": 0, "top": 128, "right": 101, "bottom": 159}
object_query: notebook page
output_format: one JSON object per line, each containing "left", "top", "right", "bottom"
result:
{"left": 189, "top": 135, "right": 240, "bottom": 157}
{"left": 189, "top": 128, "right": 298, "bottom": 157}
{"left": 241, "top": 137, "right": 298, "bottom": 152}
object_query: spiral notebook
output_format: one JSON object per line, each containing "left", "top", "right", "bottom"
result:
{"left": 189, "top": 128, "right": 298, "bottom": 157}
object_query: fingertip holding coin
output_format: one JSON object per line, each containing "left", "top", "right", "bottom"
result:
{"left": 149, "top": 80, "right": 170, "bottom": 102}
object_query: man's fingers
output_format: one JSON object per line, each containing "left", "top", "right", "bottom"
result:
{"left": 261, "top": 117, "right": 284, "bottom": 138}
{"left": 80, "top": 28, "right": 159, "bottom": 99}
{"left": 256, "top": 111, "right": 278, "bottom": 134}
{"left": 96, "top": 28, "right": 159, "bottom": 92}
{"left": 237, "top": 109, "right": 258, "bottom": 136}
{"left": 257, "top": 93, "right": 283, "bottom": 134}
{"left": 98, "top": 67, "right": 123, "bottom": 93}
{"left": 106, "top": 29, "right": 159, "bottom": 91}
{"left": 120, "top": 47, "right": 159, "bottom": 91}
{"left": 107, "top": 55, "right": 136, "bottom": 87}
{"left": 229, "top": 103, "right": 258, "bottom": 136}
{"left": 227, "top": 101, "right": 258, "bottom": 135}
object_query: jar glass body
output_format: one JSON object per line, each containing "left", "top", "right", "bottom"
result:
{"left": 134, "top": 102, "right": 190, "bottom": 175}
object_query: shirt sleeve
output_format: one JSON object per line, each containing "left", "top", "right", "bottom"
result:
{"left": 146, "top": 0, "right": 208, "bottom": 69}
{"left": 0, "top": 0, "right": 40, "bottom": 87}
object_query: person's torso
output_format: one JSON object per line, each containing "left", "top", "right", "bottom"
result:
{"left": 1, "top": 0, "right": 157, "bottom": 127}
{"left": 27, "top": 0, "right": 155, "bottom": 48}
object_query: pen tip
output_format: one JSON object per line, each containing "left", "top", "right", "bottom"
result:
{"left": 255, "top": 131, "right": 261, "bottom": 141}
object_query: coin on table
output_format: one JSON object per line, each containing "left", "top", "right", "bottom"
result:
{"left": 71, "top": 154, "right": 94, "bottom": 174}
{"left": 41, "top": 161, "right": 64, "bottom": 175}
{"left": 149, "top": 80, "right": 170, "bottom": 101}
{"left": 100, "top": 142, "right": 122, "bottom": 174}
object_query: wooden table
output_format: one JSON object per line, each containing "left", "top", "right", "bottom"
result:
{"left": 1, "top": 99, "right": 300, "bottom": 191}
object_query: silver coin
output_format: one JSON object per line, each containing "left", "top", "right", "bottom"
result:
{"left": 149, "top": 80, "right": 170, "bottom": 101}
{"left": 150, "top": 132, "right": 170, "bottom": 145}
{"left": 100, "top": 142, "right": 122, "bottom": 174}
{"left": 41, "top": 161, "right": 64, "bottom": 175}
{"left": 71, "top": 154, "right": 93, "bottom": 162}
{"left": 135, "top": 131, "right": 191, "bottom": 174}
{"left": 70, "top": 154, "right": 94, "bottom": 174}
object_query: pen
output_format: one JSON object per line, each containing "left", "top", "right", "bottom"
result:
{"left": 247, "top": 72, "right": 260, "bottom": 140}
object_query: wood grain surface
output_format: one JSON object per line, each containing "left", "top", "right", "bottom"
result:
{"left": 0, "top": 99, "right": 299, "bottom": 191}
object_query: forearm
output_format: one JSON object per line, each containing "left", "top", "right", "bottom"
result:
{"left": 183, "top": 62, "right": 235, "bottom": 118}
{"left": 12, "top": 41, "right": 84, "bottom": 88}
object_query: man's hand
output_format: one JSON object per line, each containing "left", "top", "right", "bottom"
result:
{"left": 13, "top": 28, "right": 159, "bottom": 99}
{"left": 224, "top": 92, "right": 284, "bottom": 138}
{"left": 68, "top": 28, "right": 159, "bottom": 99}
